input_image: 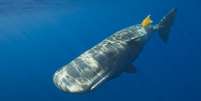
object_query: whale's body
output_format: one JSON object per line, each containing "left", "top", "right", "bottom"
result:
{"left": 53, "top": 8, "right": 176, "bottom": 93}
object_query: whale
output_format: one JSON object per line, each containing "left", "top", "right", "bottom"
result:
{"left": 53, "top": 8, "right": 176, "bottom": 93}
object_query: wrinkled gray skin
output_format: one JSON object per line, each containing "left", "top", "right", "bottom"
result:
{"left": 53, "top": 25, "right": 154, "bottom": 93}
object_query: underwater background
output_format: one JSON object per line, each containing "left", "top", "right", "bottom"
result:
{"left": 0, "top": 0, "right": 201, "bottom": 101}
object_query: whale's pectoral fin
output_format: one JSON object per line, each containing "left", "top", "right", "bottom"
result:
{"left": 125, "top": 64, "right": 136, "bottom": 73}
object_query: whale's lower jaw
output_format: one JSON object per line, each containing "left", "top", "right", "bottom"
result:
{"left": 53, "top": 70, "right": 86, "bottom": 93}
{"left": 53, "top": 64, "right": 112, "bottom": 93}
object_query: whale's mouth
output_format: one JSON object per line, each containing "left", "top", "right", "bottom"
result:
{"left": 53, "top": 70, "right": 87, "bottom": 93}
{"left": 53, "top": 65, "right": 111, "bottom": 93}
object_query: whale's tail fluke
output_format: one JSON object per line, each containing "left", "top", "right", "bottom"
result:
{"left": 156, "top": 8, "right": 177, "bottom": 42}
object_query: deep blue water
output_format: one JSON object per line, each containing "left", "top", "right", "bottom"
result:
{"left": 0, "top": 0, "right": 201, "bottom": 101}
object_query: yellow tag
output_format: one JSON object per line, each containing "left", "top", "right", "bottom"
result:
{"left": 141, "top": 15, "right": 153, "bottom": 27}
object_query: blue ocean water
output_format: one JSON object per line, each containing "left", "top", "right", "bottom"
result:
{"left": 0, "top": 0, "right": 201, "bottom": 101}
